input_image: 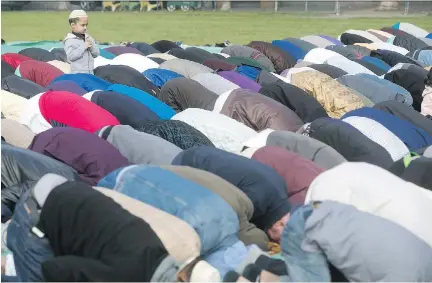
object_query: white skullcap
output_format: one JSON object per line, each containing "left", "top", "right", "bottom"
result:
{"left": 69, "top": 9, "right": 88, "bottom": 19}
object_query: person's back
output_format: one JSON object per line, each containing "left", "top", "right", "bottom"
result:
{"left": 63, "top": 10, "right": 99, "bottom": 74}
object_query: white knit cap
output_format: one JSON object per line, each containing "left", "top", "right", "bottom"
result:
{"left": 190, "top": 261, "right": 221, "bottom": 282}
{"left": 69, "top": 9, "right": 88, "bottom": 19}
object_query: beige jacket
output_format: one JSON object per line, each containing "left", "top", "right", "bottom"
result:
{"left": 1, "top": 119, "right": 35, "bottom": 148}
{"left": 48, "top": 60, "right": 71, "bottom": 74}
{"left": 291, "top": 70, "right": 364, "bottom": 118}
{"left": 1, "top": 90, "right": 28, "bottom": 122}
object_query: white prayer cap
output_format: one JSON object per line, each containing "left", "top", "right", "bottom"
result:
{"left": 69, "top": 9, "right": 88, "bottom": 19}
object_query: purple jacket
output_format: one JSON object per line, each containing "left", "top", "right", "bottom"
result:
{"left": 218, "top": 71, "right": 261, "bottom": 92}
{"left": 28, "top": 127, "right": 129, "bottom": 185}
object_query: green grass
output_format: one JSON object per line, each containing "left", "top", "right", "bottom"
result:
{"left": 2, "top": 11, "right": 431, "bottom": 45}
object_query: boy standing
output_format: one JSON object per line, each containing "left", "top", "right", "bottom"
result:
{"left": 64, "top": 10, "right": 100, "bottom": 74}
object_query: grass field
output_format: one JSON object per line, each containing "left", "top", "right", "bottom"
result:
{"left": 2, "top": 11, "right": 432, "bottom": 45}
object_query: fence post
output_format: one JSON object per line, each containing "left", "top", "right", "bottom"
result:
{"left": 305, "top": 1, "right": 308, "bottom": 12}
{"left": 335, "top": 0, "right": 340, "bottom": 15}
{"left": 275, "top": 0, "right": 278, "bottom": 12}
{"left": 404, "top": 0, "right": 409, "bottom": 15}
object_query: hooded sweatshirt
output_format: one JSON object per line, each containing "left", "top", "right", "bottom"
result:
{"left": 63, "top": 32, "right": 100, "bottom": 74}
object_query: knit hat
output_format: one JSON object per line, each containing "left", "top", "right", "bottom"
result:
{"left": 68, "top": 9, "right": 88, "bottom": 19}
{"left": 190, "top": 261, "right": 221, "bottom": 282}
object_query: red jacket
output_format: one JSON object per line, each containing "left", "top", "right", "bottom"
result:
{"left": 17, "top": 60, "right": 64, "bottom": 87}
{"left": 1, "top": 53, "right": 32, "bottom": 69}
{"left": 252, "top": 146, "right": 324, "bottom": 206}
{"left": 39, "top": 91, "right": 120, "bottom": 133}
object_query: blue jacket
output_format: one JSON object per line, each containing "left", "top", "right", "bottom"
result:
{"left": 360, "top": 56, "right": 391, "bottom": 72}
{"left": 106, "top": 84, "right": 175, "bottom": 120}
{"left": 97, "top": 165, "right": 239, "bottom": 256}
{"left": 272, "top": 40, "right": 305, "bottom": 61}
{"left": 99, "top": 48, "right": 116, "bottom": 59}
{"left": 172, "top": 146, "right": 291, "bottom": 231}
{"left": 7, "top": 190, "right": 54, "bottom": 281}
{"left": 235, "top": 65, "right": 261, "bottom": 82}
{"left": 355, "top": 73, "right": 412, "bottom": 104}
{"left": 281, "top": 203, "right": 330, "bottom": 282}
{"left": 143, "top": 68, "right": 184, "bottom": 88}
{"left": 417, "top": 50, "right": 432, "bottom": 66}
{"left": 342, "top": 107, "right": 432, "bottom": 151}
{"left": 51, "top": 73, "right": 112, "bottom": 92}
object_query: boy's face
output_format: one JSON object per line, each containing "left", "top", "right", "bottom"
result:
{"left": 71, "top": 17, "right": 88, "bottom": 34}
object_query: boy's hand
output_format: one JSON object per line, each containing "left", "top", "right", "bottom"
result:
{"left": 85, "top": 39, "right": 93, "bottom": 49}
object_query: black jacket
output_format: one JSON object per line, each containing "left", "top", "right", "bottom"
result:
{"left": 370, "top": 49, "right": 421, "bottom": 67}
{"left": 1, "top": 144, "right": 80, "bottom": 212}
{"left": 18, "top": 47, "right": 56, "bottom": 62}
{"left": 94, "top": 65, "right": 160, "bottom": 97}
{"left": 169, "top": 48, "right": 208, "bottom": 64}
{"left": 306, "top": 118, "right": 394, "bottom": 169}
{"left": 1, "top": 60, "right": 15, "bottom": 80}
{"left": 259, "top": 81, "right": 328, "bottom": 123}
{"left": 151, "top": 40, "right": 179, "bottom": 53}
{"left": 91, "top": 91, "right": 160, "bottom": 128}
{"left": 2, "top": 75, "right": 47, "bottom": 99}
{"left": 128, "top": 42, "right": 159, "bottom": 56}
{"left": 389, "top": 154, "right": 432, "bottom": 191}
{"left": 384, "top": 69, "right": 425, "bottom": 112}
{"left": 38, "top": 181, "right": 169, "bottom": 282}
{"left": 158, "top": 78, "right": 218, "bottom": 112}
{"left": 136, "top": 119, "right": 214, "bottom": 150}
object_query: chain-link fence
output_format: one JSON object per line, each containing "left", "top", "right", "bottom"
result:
{"left": 7, "top": 0, "right": 432, "bottom": 15}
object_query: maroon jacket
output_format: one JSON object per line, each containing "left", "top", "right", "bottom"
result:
{"left": 28, "top": 127, "right": 129, "bottom": 185}
{"left": 251, "top": 146, "right": 324, "bottom": 206}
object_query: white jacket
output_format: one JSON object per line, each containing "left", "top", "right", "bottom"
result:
{"left": 306, "top": 162, "right": 432, "bottom": 247}
{"left": 171, "top": 108, "right": 257, "bottom": 153}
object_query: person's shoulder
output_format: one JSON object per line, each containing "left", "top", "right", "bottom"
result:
{"left": 63, "top": 33, "right": 79, "bottom": 42}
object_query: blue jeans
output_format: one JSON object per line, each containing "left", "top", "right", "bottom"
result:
{"left": 6, "top": 191, "right": 54, "bottom": 282}
{"left": 280, "top": 204, "right": 331, "bottom": 282}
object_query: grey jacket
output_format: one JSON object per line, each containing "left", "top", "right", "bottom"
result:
{"left": 63, "top": 33, "right": 100, "bottom": 74}
{"left": 97, "top": 125, "right": 182, "bottom": 165}
{"left": 298, "top": 201, "right": 432, "bottom": 282}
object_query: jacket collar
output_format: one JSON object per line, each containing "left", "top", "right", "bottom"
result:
{"left": 64, "top": 32, "right": 85, "bottom": 42}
